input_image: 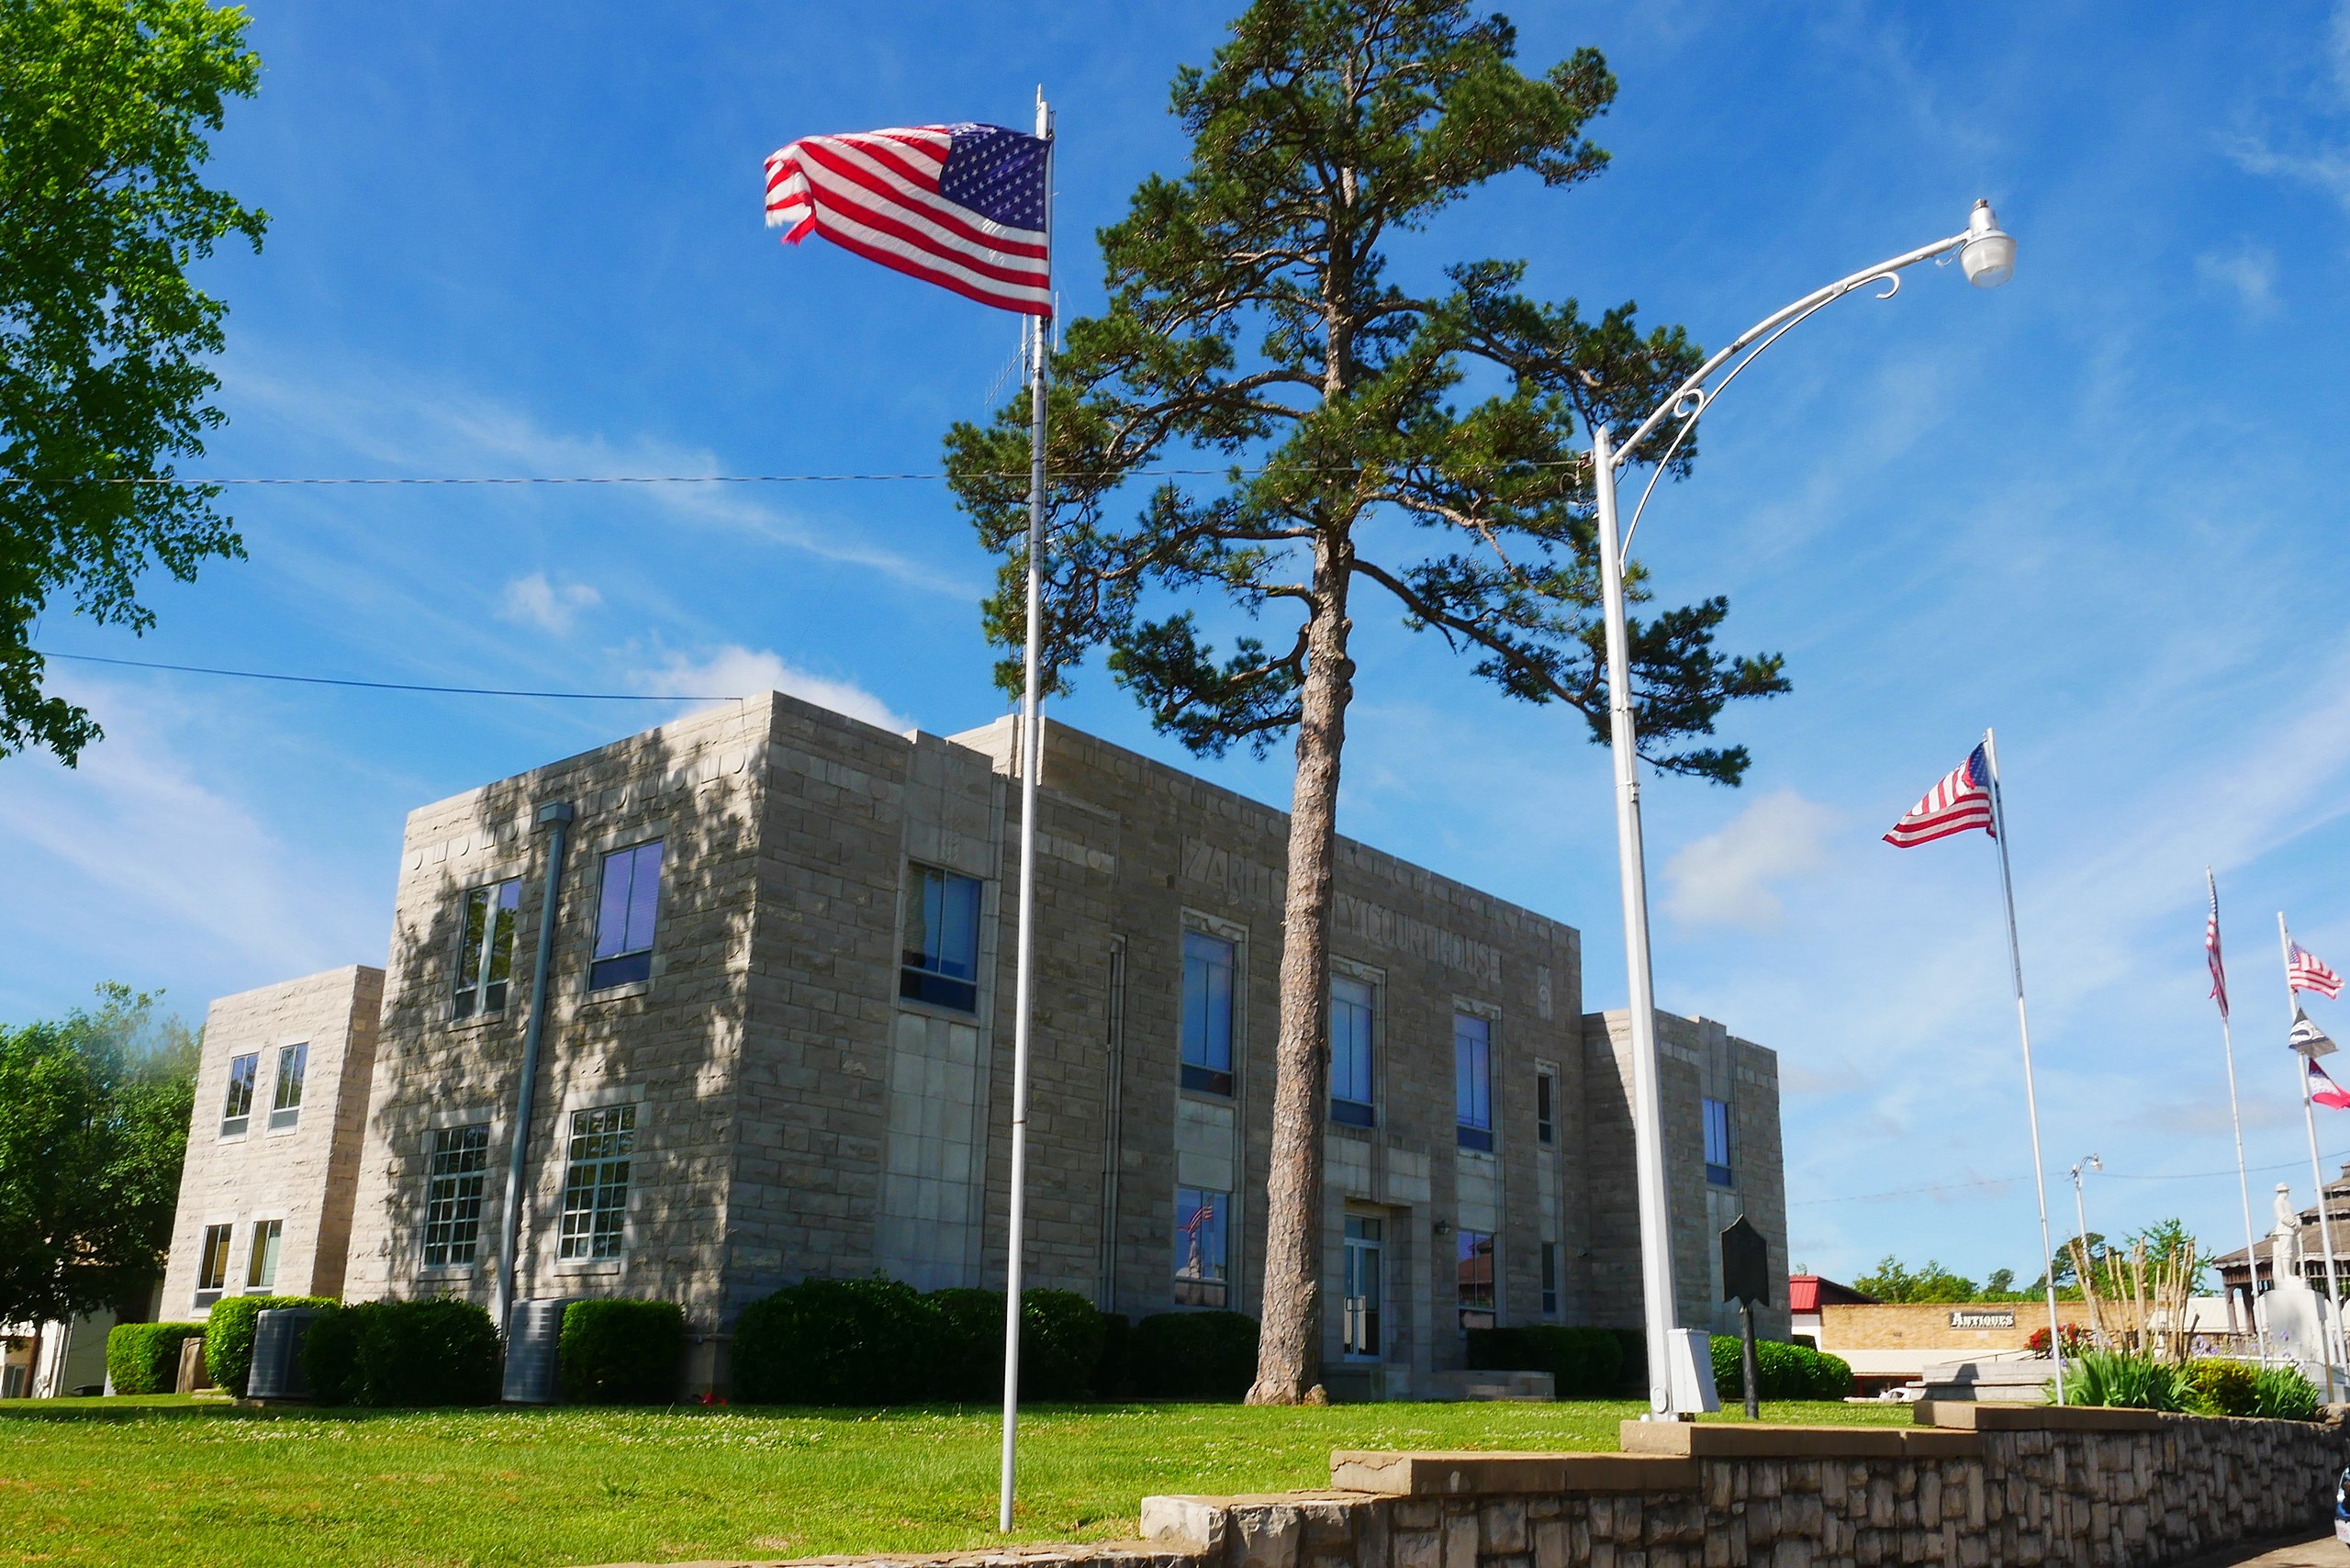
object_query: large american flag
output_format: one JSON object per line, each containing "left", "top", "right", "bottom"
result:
{"left": 765, "top": 123, "right": 1051, "bottom": 316}
{"left": 2206, "top": 875, "right": 2229, "bottom": 1020}
{"left": 2290, "top": 941, "right": 2344, "bottom": 1000}
{"left": 1884, "top": 743, "right": 1997, "bottom": 848}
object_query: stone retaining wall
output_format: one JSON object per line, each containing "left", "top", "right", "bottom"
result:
{"left": 627, "top": 1406, "right": 2349, "bottom": 1568}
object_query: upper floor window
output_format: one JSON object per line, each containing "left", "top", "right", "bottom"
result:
{"left": 901, "top": 864, "right": 982, "bottom": 1012}
{"left": 195, "top": 1223, "right": 232, "bottom": 1307}
{"left": 1181, "top": 929, "right": 1236, "bottom": 1096}
{"left": 244, "top": 1219, "right": 283, "bottom": 1293}
{"left": 1457, "top": 1228, "right": 1496, "bottom": 1331}
{"left": 589, "top": 842, "right": 665, "bottom": 991}
{"left": 1329, "top": 975, "right": 1375, "bottom": 1127}
{"left": 1536, "top": 1066, "right": 1557, "bottom": 1147}
{"left": 1174, "top": 1185, "right": 1229, "bottom": 1307}
{"left": 269, "top": 1044, "right": 307, "bottom": 1130}
{"left": 558, "top": 1105, "right": 636, "bottom": 1260}
{"left": 220, "top": 1053, "right": 258, "bottom": 1137}
{"left": 1704, "top": 1096, "right": 1734, "bottom": 1187}
{"left": 454, "top": 879, "right": 522, "bottom": 1017}
{"left": 1454, "top": 1013, "right": 1493, "bottom": 1151}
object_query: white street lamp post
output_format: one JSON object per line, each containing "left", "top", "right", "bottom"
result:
{"left": 1599, "top": 200, "right": 2016, "bottom": 1418}
{"left": 2069, "top": 1154, "right": 2103, "bottom": 1335}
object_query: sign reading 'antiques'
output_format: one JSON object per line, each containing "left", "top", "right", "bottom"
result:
{"left": 1949, "top": 1308, "right": 2018, "bottom": 1329}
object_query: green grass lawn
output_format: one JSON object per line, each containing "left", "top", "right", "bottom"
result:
{"left": 0, "top": 1395, "right": 1909, "bottom": 1568}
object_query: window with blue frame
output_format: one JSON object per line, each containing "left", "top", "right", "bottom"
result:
{"left": 1329, "top": 975, "right": 1376, "bottom": 1126}
{"left": 1454, "top": 1012, "right": 1493, "bottom": 1150}
{"left": 1174, "top": 1185, "right": 1229, "bottom": 1306}
{"left": 588, "top": 841, "right": 665, "bottom": 990}
{"left": 901, "top": 864, "right": 983, "bottom": 1012}
{"left": 1181, "top": 929, "right": 1236, "bottom": 1096}
{"left": 1704, "top": 1096, "right": 1735, "bottom": 1187}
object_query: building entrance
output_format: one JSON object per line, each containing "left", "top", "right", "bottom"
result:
{"left": 1342, "top": 1215, "right": 1382, "bottom": 1360}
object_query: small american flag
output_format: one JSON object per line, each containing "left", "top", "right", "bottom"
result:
{"left": 2289, "top": 941, "right": 2344, "bottom": 1000}
{"left": 1884, "top": 744, "right": 1997, "bottom": 848}
{"left": 765, "top": 122, "right": 1051, "bottom": 316}
{"left": 2314, "top": 1058, "right": 2350, "bottom": 1109}
{"left": 2205, "top": 874, "right": 2229, "bottom": 1021}
{"left": 2290, "top": 1006, "right": 2338, "bottom": 1058}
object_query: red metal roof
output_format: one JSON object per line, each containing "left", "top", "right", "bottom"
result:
{"left": 1787, "top": 1274, "right": 1877, "bottom": 1311}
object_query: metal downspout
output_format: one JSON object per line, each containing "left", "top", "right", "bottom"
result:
{"left": 498, "top": 800, "right": 574, "bottom": 1332}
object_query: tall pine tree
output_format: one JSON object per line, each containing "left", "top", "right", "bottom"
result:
{"left": 946, "top": 0, "right": 1787, "bottom": 1402}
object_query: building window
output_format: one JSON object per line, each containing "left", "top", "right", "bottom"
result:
{"left": 1536, "top": 1067, "right": 1556, "bottom": 1147}
{"left": 1704, "top": 1096, "right": 1734, "bottom": 1187}
{"left": 1330, "top": 975, "right": 1375, "bottom": 1127}
{"left": 453, "top": 879, "right": 522, "bottom": 1017}
{"left": 195, "top": 1224, "right": 232, "bottom": 1307}
{"left": 1174, "top": 1185, "right": 1229, "bottom": 1306}
{"left": 220, "top": 1053, "right": 258, "bottom": 1137}
{"left": 1540, "top": 1240, "right": 1560, "bottom": 1317}
{"left": 901, "top": 864, "right": 983, "bottom": 1012}
{"left": 1457, "top": 1228, "right": 1496, "bottom": 1330}
{"left": 1181, "top": 929, "right": 1236, "bottom": 1096}
{"left": 589, "top": 842, "right": 665, "bottom": 991}
{"left": 422, "top": 1125, "right": 491, "bottom": 1267}
{"left": 1454, "top": 1013, "right": 1493, "bottom": 1151}
{"left": 270, "top": 1044, "right": 308, "bottom": 1130}
{"left": 244, "top": 1219, "right": 283, "bottom": 1293}
{"left": 558, "top": 1106, "right": 636, "bottom": 1260}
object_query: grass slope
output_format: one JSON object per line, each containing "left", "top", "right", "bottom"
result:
{"left": 0, "top": 1396, "right": 1908, "bottom": 1567}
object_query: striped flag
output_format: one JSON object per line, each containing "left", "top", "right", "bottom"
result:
{"left": 2206, "top": 876, "right": 2230, "bottom": 1020}
{"left": 2291, "top": 1006, "right": 2338, "bottom": 1059}
{"left": 2289, "top": 941, "right": 2344, "bottom": 1000}
{"left": 1884, "top": 744, "right": 1997, "bottom": 847}
{"left": 765, "top": 123, "right": 1051, "bottom": 315}
{"left": 2312, "top": 1057, "right": 2350, "bottom": 1109}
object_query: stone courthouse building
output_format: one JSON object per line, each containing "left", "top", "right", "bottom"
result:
{"left": 161, "top": 692, "right": 1787, "bottom": 1394}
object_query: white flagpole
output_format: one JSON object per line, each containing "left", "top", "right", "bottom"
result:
{"left": 2281, "top": 913, "right": 2344, "bottom": 1397}
{"left": 2208, "top": 869, "right": 2266, "bottom": 1364}
{"left": 1980, "top": 729, "right": 2067, "bottom": 1403}
{"left": 997, "top": 87, "right": 1052, "bottom": 1538}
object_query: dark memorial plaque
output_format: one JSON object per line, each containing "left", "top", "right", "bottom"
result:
{"left": 1719, "top": 1215, "right": 1771, "bottom": 1420}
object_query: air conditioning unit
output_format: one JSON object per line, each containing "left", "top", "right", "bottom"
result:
{"left": 247, "top": 1308, "right": 323, "bottom": 1400}
{"left": 502, "top": 1298, "right": 576, "bottom": 1404}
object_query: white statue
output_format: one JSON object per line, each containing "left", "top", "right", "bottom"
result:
{"left": 2274, "top": 1183, "right": 2304, "bottom": 1279}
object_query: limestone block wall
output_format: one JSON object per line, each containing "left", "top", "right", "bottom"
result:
{"left": 158, "top": 965, "right": 383, "bottom": 1315}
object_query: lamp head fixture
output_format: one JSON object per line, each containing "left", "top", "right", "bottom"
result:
{"left": 1961, "top": 198, "right": 2017, "bottom": 289}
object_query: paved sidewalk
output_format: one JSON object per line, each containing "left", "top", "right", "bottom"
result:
{"left": 2187, "top": 1532, "right": 2340, "bottom": 1566}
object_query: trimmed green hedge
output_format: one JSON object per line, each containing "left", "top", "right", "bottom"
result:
{"left": 105, "top": 1323, "right": 204, "bottom": 1394}
{"left": 203, "top": 1296, "right": 336, "bottom": 1395}
{"left": 1708, "top": 1334, "right": 1854, "bottom": 1401}
{"left": 1465, "top": 1326, "right": 1627, "bottom": 1397}
{"left": 303, "top": 1298, "right": 499, "bottom": 1406}
{"left": 560, "top": 1299, "right": 685, "bottom": 1404}
{"left": 730, "top": 1281, "right": 1116, "bottom": 1406}
{"left": 1131, "top": 1310, "right": 1258, "bottom": 1399}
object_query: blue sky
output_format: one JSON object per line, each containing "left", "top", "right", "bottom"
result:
{"left": 9, "top": 0, "right": 2350, "bottom": 1286}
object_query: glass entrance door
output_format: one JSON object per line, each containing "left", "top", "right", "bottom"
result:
{"left": 1342, "top": 1215, "right": 1382, "bottom": 1360}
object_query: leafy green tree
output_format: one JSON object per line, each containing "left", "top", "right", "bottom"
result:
{"left": 1853, "top": 1256, "right": 1979, "bottom": 1304}
{"left": 1984, "top": 1267, "right": 2016, "bottom": 1295}
{"left": 2050, "top": 1231, "right": 2110, "bottom": 1289}
{"left": 0, "top": 984, "right": 196, "bottom": 1328}
{"left": 945, "top": 0, "right": 1785, "bottom": 1402}
{"left": 0, "top": 0, "right": 266, "bottom": 764}
{"left": 2129, "top": 1217, "right": 2206, "bottom": 1294}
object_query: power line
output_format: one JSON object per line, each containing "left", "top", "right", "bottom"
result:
{"left": 1795, "top": 1149, "right": 2350, "bottom": 1207}
{"left": 36, "top": 649, "right": 732, "bottom": 702}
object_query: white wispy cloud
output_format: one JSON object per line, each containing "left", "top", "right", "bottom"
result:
{"left": 1662, "top": 790, "right": 1841, "bottom": 931}
{"left": 2195, "top": 243, "right": 2279, "bottom": 317}
{"left": 632, "top": 644, "right": 913, "bottom": 734}
{"left": 499, "top": 571, "right": 601, "bottom": 634}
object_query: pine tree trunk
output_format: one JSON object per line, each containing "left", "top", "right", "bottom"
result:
{"left": 1246, "top": 528, "right": 1354, "bottom": 1406}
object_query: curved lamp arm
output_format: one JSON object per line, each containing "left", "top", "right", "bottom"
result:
{"left": 1611, "top": 199, "right": 2013, "bottom": 555}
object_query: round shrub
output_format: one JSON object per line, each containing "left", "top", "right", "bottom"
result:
{"left": 1019, "top": 1290, "right": 1105, "bottom": 1401}
{"left": 925, "top": 1287, "right": 1005, "bottom": 1402}
{"left": 913, "top": 1288, "right": 1105, "bottom": 1402}
{"left": 203, "top": 1295, "right": 337, "bottom": 1395}
{"left": 560, "top": 1299, "right": 686, "bottom": 1404}
{"left": 105, "top": 1322, "right": 204, "bottom": 1394}
{"left": 1092, "top": 1311, "right": 1134, "bottom": 1400}
{"left": 299, "top": 1298, "right": 498, "bottom": 1406}
{"left": 1709, "top": 1335, "right": 1853, "bottom": 1402}
{"left": 1131, "top": 1310, "right": 1258, "bottom": 1398}
{"left": 2180, "top": 1358, "right": 2259, "bottom": 1417}
{"left": 731, "top": 1277, "right": 938, "bottom": 1405}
